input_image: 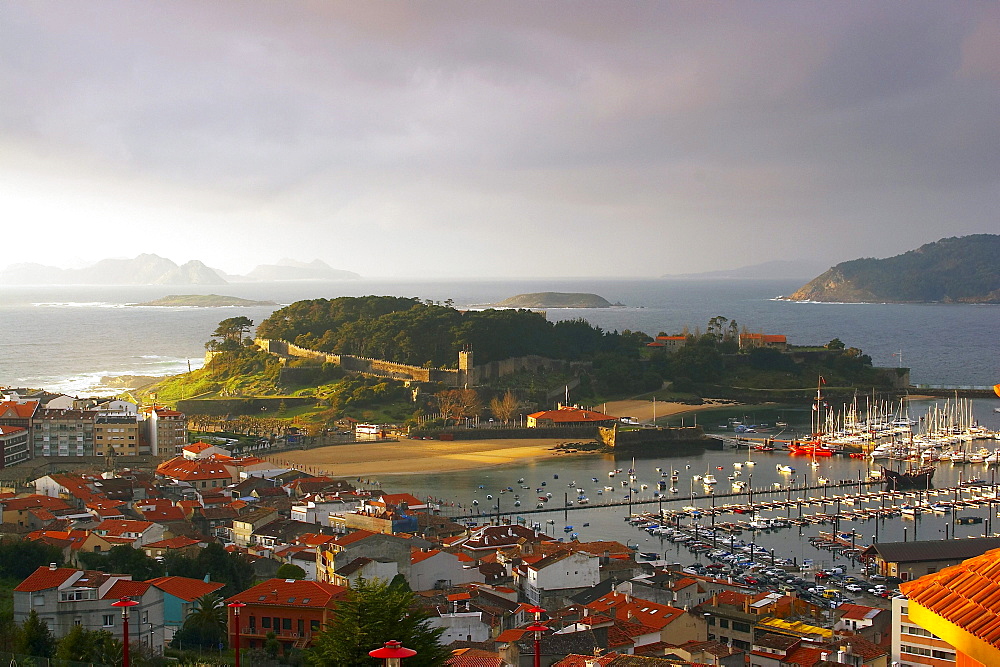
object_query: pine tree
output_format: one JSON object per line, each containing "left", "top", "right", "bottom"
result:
{"left": 17, "top": 610, "right": 56, "bottom": 658}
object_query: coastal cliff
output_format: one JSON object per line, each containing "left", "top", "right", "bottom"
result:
{"left": 785, "top": 234, "right": 1000, "bottom": 303}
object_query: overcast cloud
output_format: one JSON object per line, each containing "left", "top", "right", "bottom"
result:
{"left": 1, "top": 1, "right": 997, "bottom": 277}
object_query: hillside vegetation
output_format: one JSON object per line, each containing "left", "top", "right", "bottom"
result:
{"left": 787, "top": 234, "right": 1000, "bottom": 303}
{"left": 493, "top": 292, "right": 614, "bottom": 308}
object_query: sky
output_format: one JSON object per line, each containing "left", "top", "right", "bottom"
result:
{"left": 1, "top": 2, "right": 998, "bottom": 279}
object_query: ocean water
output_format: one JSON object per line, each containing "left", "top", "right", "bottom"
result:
{"left": 0, "top": 279, "right": 996, "bottom": 394}
{"left": 2, "top": 279, "right": 999, "bottom": 569}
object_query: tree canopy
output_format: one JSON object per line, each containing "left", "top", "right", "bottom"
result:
{"left": 307, "top": 577, "right": 449, "bottom": 667}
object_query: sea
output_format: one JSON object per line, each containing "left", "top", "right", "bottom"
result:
{"left": 2, "top": 278, "right": 999, "bottom": 571}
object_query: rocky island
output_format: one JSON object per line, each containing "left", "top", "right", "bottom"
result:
{"left": 784, "top": 235, "right": 1000, "bottom": 304}
{"left": 129, "top": 294, "right": 278, "bottom": 307}
{"left": 493, "top": 292, "right": 617, "bottom": 308}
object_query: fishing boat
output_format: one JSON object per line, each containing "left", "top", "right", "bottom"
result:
{"left": 788, "top": 441, "right": 836, "bottom": 456}
{"left": 703, "top": 473, "right": 718, "bottom": 485}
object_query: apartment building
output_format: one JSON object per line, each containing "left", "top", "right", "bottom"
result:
{"left": 141, "top": 406, "right": 187, "bottom": 456}
{"left": 891, "top": 597, "right": 957, "bottom": 667}
{"left": 94, "top": 412, "right": 140, "bottom": 457}
{"left": 32, "top": 409, "right": 97, "bottom": 457}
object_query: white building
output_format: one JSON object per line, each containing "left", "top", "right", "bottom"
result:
{"left": 522, "top": 550, "right": 600, "bottom": 605}
{"left": 410, "top": 548, "right": 484, "bottom": 592}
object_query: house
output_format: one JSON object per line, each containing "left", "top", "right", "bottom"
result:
{"left": 410, "top": 548, "right": 484, "bottom": 592}
{"left": 328, "top": 556, "right": 399, "bottom": 587}
{"left": 146, "top": 576, "right": 225, "bottom": 642}
{"left": 14, "top": 565, "right": 165, "bottom": 652}
{"left": 226, "top": 578, "right": 348, "bottom": 653}
{"left": 317, "top": 530, "right": 421, "bottom": 584}
{"left": 861, "top": 537, "right": 1000, "bottom": 581}
{"left": 156, "top": 456, "right": 236, "bottom": 490}
{"left": 526, "top": 406, "right": 618, "bottom": 429}
{"left": 232, "top": 507, "right": 280, "bottom": 547}
{"left": 93, "top": 519, "right": 166, "bottom": 547}
{"left": 834, "top": 603, "right": 890, "bottom": 643}
{"left": 646, "top": 335, "right": 688, "bottom": 353}
{"left": 27, "top": 528, "right": 117, "bottom": 563}
{"left": 182, "top": 441, "right": 231, "bottom": 460}
{"left": 142, "top": 536, "right": 205, "bottom": 560}
{"left": 0, "top": 495, "right": 73, "bottom": 528}
{"left": 584, "top": 590, "right": 706, "bottom": 649}
{"left": 520, "top": 550, "right": 600, "bottom": 608}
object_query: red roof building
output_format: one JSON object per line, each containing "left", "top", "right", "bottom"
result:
{"left": 527, "top": 406, "right": 618, "bottom": 428}
{"left": 226, "top": 578, "right": 348, "bottom": 652}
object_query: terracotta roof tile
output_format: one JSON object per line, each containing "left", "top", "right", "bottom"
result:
{"left": 147, "top": 576, "right": 224, "bottom": 602}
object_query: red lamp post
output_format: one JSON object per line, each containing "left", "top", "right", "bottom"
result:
{"left": 228, "top": 602, "right": 246, "bottom": 667}
{"left": 368, "top": 640, "right": 417, "bottom": 667}
{"left": 111, "top": 597, "right": 139, "bottom": 667}
{"left": 526, "top": 605, "right": 548, "bottom": 667}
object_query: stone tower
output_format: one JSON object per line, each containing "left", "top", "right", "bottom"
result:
{"left": 458, "top": 348, "right": 474, "bottom": 387}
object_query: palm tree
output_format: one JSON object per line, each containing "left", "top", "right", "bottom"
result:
{"left": 175, "top": 593, "right": 227, "bottom": 650}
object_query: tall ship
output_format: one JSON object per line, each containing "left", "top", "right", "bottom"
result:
{"left": 880, "top": 463, "right": 935, "bottom": 491}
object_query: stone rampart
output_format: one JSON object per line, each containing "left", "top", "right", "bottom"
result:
{"left": 255, "top": 338, "right": 586, "bottom": 388}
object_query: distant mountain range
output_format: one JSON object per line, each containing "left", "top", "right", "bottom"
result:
{"left": 662, "top": 260, "right": 821, "bottom": 280}
{"left": 784, "top": 235, "right": 1000, "bottom": 303}
{"left": 0, "top": 255, "right": 361, "bottom": 285}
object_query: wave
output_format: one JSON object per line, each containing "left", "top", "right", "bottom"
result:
{"left": 32, "top": 301, "right": 128, "bottom": 308}
{"left": 14, "top": 357, "right": 204, "bottom": 397}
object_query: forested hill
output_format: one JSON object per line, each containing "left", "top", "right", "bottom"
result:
{"left": 786, "top": 235, "right": 1000, "bottom": 303}
{"left": 254, "top": 296, "right": 649, "bottom": 367}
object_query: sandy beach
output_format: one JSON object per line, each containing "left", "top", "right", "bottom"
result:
{"left": 270, "top": 437, "right": 584, "bottom": 477}
{"left": 271, "top": 399, "right": 736, "bottom": 476}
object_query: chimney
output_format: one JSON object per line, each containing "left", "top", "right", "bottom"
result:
{"left": 49, "top": 563, "right": 57, "bottom": 571}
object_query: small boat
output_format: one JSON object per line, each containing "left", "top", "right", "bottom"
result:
{"left": 776, "top": 464, "right": 795, "bottom": 473}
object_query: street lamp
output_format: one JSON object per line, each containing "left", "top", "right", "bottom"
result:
{"left": 111, "top": 597, "right": 139, "bottom": 667}
{"left": 526, "top": 605, "right": 548, "bottom": 667}
{"left": 369, "top": 640, "right": 417, "bottom": 667}
{"left": 228, "top": 602, "right": 246, "bottom": 667}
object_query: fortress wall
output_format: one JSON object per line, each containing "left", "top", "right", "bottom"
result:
{"left": 256, "top": 339, "right": 584, "bottom": 388}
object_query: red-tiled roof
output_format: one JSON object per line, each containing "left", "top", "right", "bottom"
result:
{"left": 2, "top": 495, "right": 71, "bottom": 512}
{"left": 0, "top": 401, "right": 39, "bottom": 419}
{"left": 103, "top": 580, "right": 151, "bottom": 600}
{"left": 900, "top": 546, "right": 1000, "bottom": 647}
{"left": 144, "top": 536, "right": 201, "bottom": 550}
{"left": 156, "top": 456, "right": 233, "bottom": 481}
{"left": 147, "top": 576, "right": 224, "bottom": 602}
{"left": 527, "top": 407, "right": 616, "bottom": 423}
{"left": 14, "top": 566, "right": 78, "bottom": 592}
{"left": 95, "top": 519, "right": 155, "bottom": 536}
{"left": 227, "top": 578, "right": 347, "bottom": 609}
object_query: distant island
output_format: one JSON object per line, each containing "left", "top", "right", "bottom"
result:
{"left": 784, "top": 234, "right": 1000, "bottom": 304}
{"left": 0, "top": 254, "right": 361, "bottom": 285}
{"left": 493, "top": 292, "right": 617, "bottom": 308}
{"left": 129, "top": 294, "right": 278, "bottom": 307}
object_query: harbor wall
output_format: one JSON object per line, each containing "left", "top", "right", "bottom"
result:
{"left": 598, "top": 424, "right": 721, "bottom": 452}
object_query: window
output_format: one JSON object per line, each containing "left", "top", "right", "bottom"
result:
{"left": 282, "top": 618, "right": 292, "bottom": 630}
{"left": 103, "top": 614, "right": 115, "bottom": 627}
{"left": 719, "top": 619, "right": 729, "bottom": 628}
{"left": 733, "top": 621, "right": 751, "bottom": 633}
{"left": 142, "top": 611, "right": 148, "bottom": 624}
{"left": 932, "top": 649, "right": 956, "bottom": 661}
{"left": 310, "top": 620, "right": 320, "bottom": 632}
{"left": 262, "top": 617, "right": 271, "bottom": 628}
